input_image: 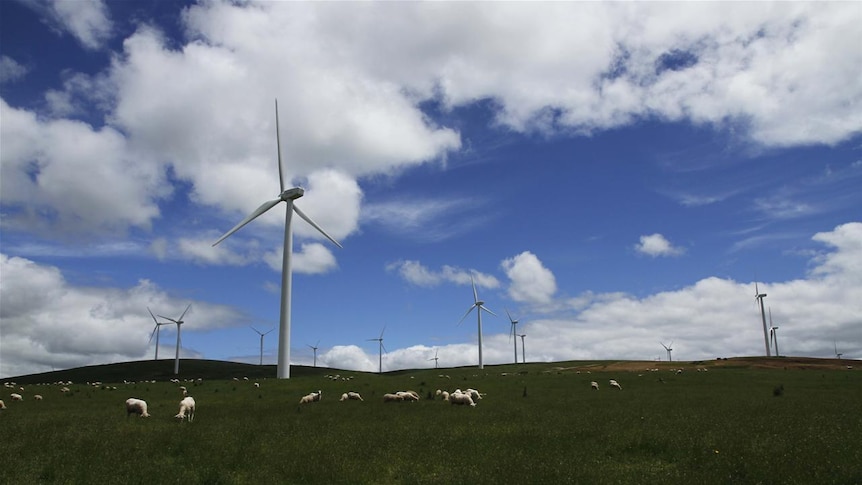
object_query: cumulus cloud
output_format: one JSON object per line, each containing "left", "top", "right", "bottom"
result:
{"left": 501, "top": 251, "right": 557, "bottom": 305}
{"left": 635, "top": 233, "right": 685, "bottom": 257}
{"left": 25, "top": 0, "right": 113, "bottom": 50}
{"left": 387, "top": 260, "right": 500, "bottom": 289}
{"left": 0, "top": 56, "right": 28, "bottom": 83}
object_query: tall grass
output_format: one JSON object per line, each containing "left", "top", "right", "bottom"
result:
{"left": 2, "top": 361, "right": 860, "bottom": 484}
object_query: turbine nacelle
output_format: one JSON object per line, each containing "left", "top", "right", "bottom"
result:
{"left": 280, "top": 187, "right": 304, "bottom": 201}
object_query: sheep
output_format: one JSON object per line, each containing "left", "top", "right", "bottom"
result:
{"left": 441, "top": 391, "right": 450, "bottom": 401}
{"left": 396, "top": 391, "right": 420, "bottom": 401}
{"left": 609, "top": 379, "right": 622, "bottom": 390}
{"left": 340, "top": 393, "right": 349, "bottom": 401}
{"left": 449, "top": 391, "right": 476, "bottom": 407}
{"left": 299, "top": 390, "right": 322, "bottom": 404}
{"left": 10, "top": 393, "right": 23, "bottom": 401}
{"left": 347, "top": 391, "right": 363, "bottom": 401}
{"left": 60, "top": 387, "right": 70, "bottom": 393}
{"left": 465, "top": 388, "right": 482, "bottom": 401}
{"left": 125, "top": 398, "right": 150, "bottom": 417}
{"left": 382, "top": 393, "right": 403, "bottom": 402}
{"left": 0, "top": 400, "right": 5, "bottom": 409}
{"left": 34, "top": 395, "right": 43, "bottom": 401}
{"left": 253, "top": 382, "right": 260, "bottom": 388}
{"left": 591, "top": 381, "right": 599, "bottom": 390}
{"left": 175, "top": 396, "right": 196, "bottom": 422}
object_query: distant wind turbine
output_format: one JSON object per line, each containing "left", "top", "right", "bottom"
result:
{"left": 307, "top": 341, "right": 320, "bottom": 367}
{"left": 518, "top": 334, "right": 527, "bottom": 364}
{"left": 428, "top": 348, "right": 439, "bottom": 369}
{"left": 367, "top": 326, "right": 387, "bottom": 374}
{"left": 147, "top": 307, "right": 171, "bottom": 361}
{"left": 212, "top": 100, "right": 343, "bottom": 379}
{"left": 660, "top": 341, "right": 673, "bottom": 362}
{"left": 506, "top": 309, "right": 519, "bottom": 364}
{"left": 768, "top": 308, "right": 780, "bottom": 357}
{"left": 755, "top": 282, "right": 771, "bottom": 357}
{"left": 835, "top": 341, "right": 843, "bottom": 360}
{"left": 251, "top": 327, "right": 275, "bottom": 366}
{"left": 159, "top": 304, "right": 191, "bottom": 375}
{"left": 458, "top": 273, "right": 497, "bottom": 369}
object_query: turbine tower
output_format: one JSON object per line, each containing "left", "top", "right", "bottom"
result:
{"left": 213, "top": 100, "right": 343, "bottom": 379}
{"left": 147, "top": 307, "right": 171, "bottom": 360}
{"left": 458, "top": 273, "right": 497, "bottom": 369}
{"left": 768, "top": 308, "right": 780, "bottom": 357}
{"left": 660, "top": 341, "right": 673, "bottom": 362}
{"left": 367, "top": 326, "right": 386, "bottom": 374}
{"left": 518, "top": 334, "right": 527, "bottom": 364}
{"left": 835, "top": 341, "right": 843, "bottom": 360}
{"left": 307, "top": 341, "right": 320, "bottom": 367}
{"left": 251, "top": 327, "right": 274, "bottom": 366}
{"left": 429, "top": 348, "right": 439, "bottom": 369}
{"left": 755, "top": 282, "right": 771, "bottom": 357}
{"left": 506, "top": 309, "right": 519, "bottom": 364}
{"left": 159, "top": 304, "right": 191, "bottom": 375}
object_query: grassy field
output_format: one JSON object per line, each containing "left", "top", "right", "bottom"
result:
{"left": 2, "top": 358, "right": 860, "bottom": 484}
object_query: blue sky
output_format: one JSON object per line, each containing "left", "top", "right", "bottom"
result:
{"left": 1, "top": 1, "right": 860, "bottom": 378}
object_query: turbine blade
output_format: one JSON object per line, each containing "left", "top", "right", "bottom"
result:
{"left": 292, "top": 204, "right": 343, "bottom": 248}
{"left": 178, "top": 304, "right": 191, "bottom": 322}
{"left": 148, "top": 325, "right": 158, "bottom": 343}
{"left": 159, "top": 315, "right": 179, "bottom": 324}
{"left": 147, "top": 307, "right": 160, "bottom": 324}
{"left": 275, "top": 99, "right": 285, "bottom": 194}
{"left": 470, "top": 274, "right": 479, "bottom": 303}
{"left": 506, "top": 308, "right": 516, "bottom": 324}
{"left": 212, "top": 198, "right": 283, "bottom": 246}
{"left": 457, "top": 305, "right": 477, "bottom": 325}
{"left": 380, "top": 325, "right": 386, "bottom": 339}
{"left": 480, "top": 305, "right": 497, "bottom": 317}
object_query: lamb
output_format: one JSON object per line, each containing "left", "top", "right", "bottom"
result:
{"left": 591, "top": 381, "right": 599, "bottom": 390}
{"left": 382, "top": 393, "right": 403, "bottom": 402}
{"left": 441, "top": 391, "right": 450, "bottom": 401}
{"left": 449, "top": 391, "right": 476, "bottom": 407}
{"left": 609, "top": 379, "right": 622, "bottom": 390}
{"left": 125, "top": 398, "right": 150, "bottom": 417}
{"left": 175, "top": 396, "right": 196, "bottom": 422}
{"left": 10, "top": 393, "right": 23, "bottom": 401}
{"left": 299, "top": 390, "right": 322, "bottom": 404}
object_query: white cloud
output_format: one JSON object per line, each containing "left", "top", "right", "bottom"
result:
{"left": 635, "top": 233, "right": 685, "bottom": 257}
{"left": 27, "top": 0, "right": 113, "bottom": 50}
{"left": 387, "top": 260, "right": 500, "bottom": 289}
{"left": 0, "top": 56, "right": 28, "bottom": 83}
{"left": 501, "top": 251, "right": 557, "bottom": 305}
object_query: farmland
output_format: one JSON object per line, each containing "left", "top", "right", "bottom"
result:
{"left": 2, "top": 357, "right": 860, "bottom": 484}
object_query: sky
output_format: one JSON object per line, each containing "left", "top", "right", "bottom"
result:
{"left": 1, "top": 1, "right": 860, "bottom": 379}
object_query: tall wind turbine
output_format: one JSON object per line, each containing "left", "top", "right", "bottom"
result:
{"left": 660, "top": 341, "right": 673, "bottom": 362}
{"left": 159, "top": 304, "right": 191, "bottom": 375}
{"left": 835, "top": 341, "right": 843, "bottom": 360}
{"left": 212, "top": 100, "right": 343, "bottom": 379}
{"left": 307, "top": 341, "right": 320, "bottom": 367}
{"left": 506, "top": 309, "right": 519, "bottom": 364}
{"left": 458, "top": 273, "right": 497, "bottom": 369}
{"left": 429, "top": 348, "right": 439, "bottom": 369}
{"left": 367, "top": 326, "right": 386, "bottom": 374}
{"left": 518, "top": 334, "right": 527, "bottom": 364}
{"left": 147, "top": 307, "right": 171, "bottom": 360}
{"left": 768, "top": 308, "right": 780, "bottom": 357}
{"left": 251, "top": 327, "right": 274, "bottom": 366}
{"left": 755, "top": 282, "right": 771, "bottom": 357}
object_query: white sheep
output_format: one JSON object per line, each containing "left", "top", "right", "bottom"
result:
{"left": 441, "top": 391, "right": 450, "bottom": 401}
{"left": 465, "top": 388, "right": 482, "bottom": 401}
{"left": 34, "top": 394, "right": 43, "bottom": 401}
{"left": 340, "top": 393, "right": 349, "bottom": 401}
{"left": 299, "top": 390, "right": 322, "bottom": 404}
{"left": 125, "top": 398, "right": 150, "bottom": 417}
{"left": 0, "top": 399, "right": 5, "bottom": 409}
{"left": 10, "top": 393, "right": 23, "bottom": 401}
{"left": 449, "top": 391, "right": 476, "bottom": 407}
{"left": 175, "top": 396, "right": 196, "bottom": 422}
{"left": 347, "top": 391, "right": 363, "bottom": 401}
{"left": 609, "top": 379, "right": 622, "bottom": 390}
{"left": 60, "top": 387, "right": 70, "bottom": 393}
{"left": 396, "top": 391, "right": 419, "bottom": 401}
{"left": 382, "top": 393, "right": 403, "bottom": 402}
{"left": 253, "top": 382, "right": 260, "bottom": 388}
{"left": 591, "top": 381, "right": 599, "bottom": 390}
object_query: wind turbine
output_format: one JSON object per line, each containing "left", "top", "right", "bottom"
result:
{"left": 768, "top": 308, "right": 780, "bottom": 357}
{"left": 146, "top": 307, "right": 171, "bottom": 361}
{"left": 506, "top": 309, "right": 519, "bottom": 364}
{"left": 458, "top": 273, "right": 497, "bottom": 369}
{"left": 251, "top": 327, "right": 274, "bottom": 366}
{"left": 835, "top": 341, "right": 843, "bottom": 360}
{"left": 518, "top": 334, "right": 527, "bottom": 364}
{"left": 660, "top": 341, "right": 673, "bottom": 362}
{"left": 307, "top": 341, "right": 320, "bottom": 367}
{"left": 159, "top": 304, "right": 191, "bottom": 375}
{"left": 212, "top": 100, "right": 343, "bottom": 379}
{"left": 367, "top": 326, "right": 386, "bottom": 374}
{"left": 755, "top": 282, "right": 771, "bottom": 357}
{"left": 428, "top": 348, "right": 439, "bottom": 369}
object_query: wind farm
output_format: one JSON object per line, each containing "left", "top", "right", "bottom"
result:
{"left": 458, "top": 274, "right": 497, "bottom": 369}
{"left": 157, "top": 304, "right": 191, "bottom": 375}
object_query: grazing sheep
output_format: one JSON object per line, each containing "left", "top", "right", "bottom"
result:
{"left": 591, "top": 381, "right": 599, "bottom": 390}
{"left": 347, "top": 391, "right": 363, "bottom": 401}
{"left": 382, "top": 393, "right": 403, "bottom": 402}
{"left": 449, "top": 391, "right": 476, "bottom": 407}
{"left": 609, "top": 379, "right": 622, "bottom": 390}
{"left": 253, "top": 382, "right": 260, "bottom": 388}
{"left": 125, "top": 398, "right": 150, "bottom": 417}
{"left": 299, "top": 390, "right": 322, "bottom": 404}
{"left": 441, "top": 391, "right": 450, "bottom": 401}
{"left": 340, "top": 393, "right": 349, "bottom": 401}
{"left": 396, "top": 391, "right": 419, "bottom": 401}
{"left": 465, "top": 388, "right": 482, "bottom": 401}
{"left": 34, "top": 395, "right": 43, "bottom": 401}
{"left": 60, "top": 387, "right": 70, "bottom": 393}
{"left": 0, "top": 400, "right": 5, "bottom": 409}
{"left": 175, "top": 396, "right": 196, "bottom": 422}
{"left": 10, "top": 393, "right": 23, "bottom": 401}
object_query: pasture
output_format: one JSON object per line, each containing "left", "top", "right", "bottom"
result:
{"left": 2, "top": 358, "right": 860, "bottom": 484}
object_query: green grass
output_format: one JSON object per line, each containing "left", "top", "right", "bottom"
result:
{"left": 2, "top": 359, "right": 860, "bottom": 484}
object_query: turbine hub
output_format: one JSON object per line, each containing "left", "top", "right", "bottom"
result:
{"left": 280, "top": 187, "right": 305, "bottom": 201}
{"left": 476, "top": 300, "right": 484, "bottom": 306}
